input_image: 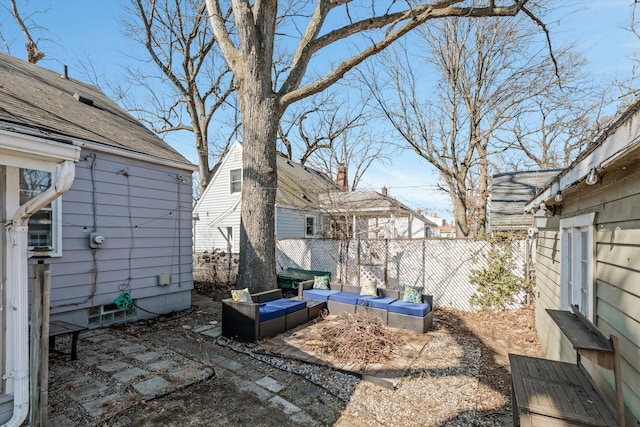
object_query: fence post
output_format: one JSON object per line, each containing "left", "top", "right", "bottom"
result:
{"left": 422, "top": 239, "right": 426, "bottom": 288}
{"left": 384, "top": 239, "right": 389, "bottom": 288}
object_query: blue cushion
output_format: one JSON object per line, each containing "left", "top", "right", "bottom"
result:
{"left": 302, "top": 289, "right": 340, "bottom": 301}
{"left": 359, "top": 296, "right": 396, "bottom": 309}
{"left": 387, "top": 300, "right": 431, "bottom": 317}
{"left": 267, "top": 298, "right": 307, "bottom": 314}
{"left": 259, "top": 304, "right": 287, "bottom": 321}
{"left": 328, "top": 291, "right": 360, "bottom": 305}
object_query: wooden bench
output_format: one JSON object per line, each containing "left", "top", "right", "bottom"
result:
{"left": 49, "top": 320, "right": 87, "bottom": 361}
{"left": 509, "top": 305, "right": 624, "bottom": 426}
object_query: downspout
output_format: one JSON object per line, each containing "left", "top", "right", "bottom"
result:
{"left": 3, "top": 160, "right": 75, "bottom": 427}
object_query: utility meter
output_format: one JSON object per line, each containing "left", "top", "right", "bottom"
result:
{"left": 89, "top": 232, "right": 105, "bottom": 249}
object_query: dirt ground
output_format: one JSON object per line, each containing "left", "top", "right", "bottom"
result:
{"left": 86, "top": 283, "right": 542, "bottom": 426}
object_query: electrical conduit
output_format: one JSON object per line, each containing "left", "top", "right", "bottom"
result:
{"left": 2, "top": 160, "right": 76, "bottom": 427}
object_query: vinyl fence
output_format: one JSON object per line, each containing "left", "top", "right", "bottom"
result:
{"left": 194, "top": 237, "right": 534, "bottom": 311}
{"left": 276, "top": 237, "right": 533, "bottom": 311}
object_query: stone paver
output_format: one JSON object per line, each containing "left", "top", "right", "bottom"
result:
{"left": 147, "top": 359, "right": 178, "bottom": 371}
{"left": 200, "top": 327, "right": 222, "bottom": 338}
{"left": 172, "top": 366, "right": 214, "bottom": 382}
{"left": 96, "top": 361, "right": 133, "bottom": 373}
{"left": 269, "top": 395, "right": 302, "bottom": 414}
{"left": 239, "top": 380, "right": 274, "bottom": 401}
{"left": 119, "top": 343, "right": 147, "bottom": 355}
{"left": 256, "top": 376, "right": 284, "bottom": 393}
{"left": 211, "top": 354, "right": 243, "bottom": 371}
{"left": 67, "top": 381, "right": 109, "bottom": 402}
{"left": 81, "top": 393, "right": 124, "bottom": 417}
{"left": 133, "top": 351, "right": 161, "bottom": 363}
{"left": 47, "top": 296, "right": 342, "bottom": 426}
{"left": 112, "top": 367, "right": 149, "bottom": 383}
{"left": 132, "top": 376, "right": 170, "bottom": 397}
{"left": 289, "top": 410, "right": 322, "bottom": 426}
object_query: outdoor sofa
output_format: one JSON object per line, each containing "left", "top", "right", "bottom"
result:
{"left": 298, "top": 281, "right": 434, "bottom": 333}
{"left": 221, "top": 288, "right": 325, "bottom": 342}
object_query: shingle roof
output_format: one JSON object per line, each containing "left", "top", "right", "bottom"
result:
{"left": 0, "top": 53, "right": 193, "bottom": 167}
{"left": 276, "top": 156, "right": 339, "bottom": 207}
{"left": 489, "top": 169, "right": 561, "bottom": 229}
{"left": 319, "top": 189, "right": 437, "bottom": 225}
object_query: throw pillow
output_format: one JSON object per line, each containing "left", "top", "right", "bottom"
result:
{"left": 313, "top": 275, "right": 330, "bottom": 290}
{"left": 403, "top": 286, "right": 423, "bottom": 303}
{"left": 231, "top": 288, "right": 253, "bottom": 303}
{"left": 360, "top": 279, "right": 378, "bottom": 296}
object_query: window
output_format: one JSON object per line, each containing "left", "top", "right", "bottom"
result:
{"left": 19, "top": 168, "right": 62, "bottom": 255}
{"left": 560, "top": 213, "right": 595, "bottom": 320}
{"left": 306, "top": 216, "right": 315, "bottom": 237}
{"left": 230, "top": 169, "right": 242, "bottom": 194}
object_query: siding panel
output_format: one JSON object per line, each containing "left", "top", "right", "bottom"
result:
{"left": 31, "top": 149, "right": 194, "bottom": 322}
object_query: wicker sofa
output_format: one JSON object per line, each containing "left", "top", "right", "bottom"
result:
{"left": 222, "top": 289, "right": 317, "bottom": 342}
{"left": 298, "top": 281, "right": 434, "bottom": 333}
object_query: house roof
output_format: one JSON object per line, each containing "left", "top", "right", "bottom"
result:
{"left": 489, "top": 169, "right": 561, "bottom": 230}
{"left": 0, "top": 53, "right": 194, "bottom": 169}
{"left": 275, "top": 156, "right": 339, "bottom": 207}
{"left": 526, "top": 99, "right": 640, "bottom": 210}
{"left": 318, "top": 189, "right": 437, "bottom": 226}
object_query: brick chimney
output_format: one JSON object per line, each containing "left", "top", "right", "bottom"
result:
{"left": 381, "top": 186, "right": 388, "bottom": 196}
{"left": 337, "top": 164, "right": 347, "bottom": 191}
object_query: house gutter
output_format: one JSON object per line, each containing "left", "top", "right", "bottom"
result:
{"left": 2, "top": 160, "right": 76, "bottom": 427}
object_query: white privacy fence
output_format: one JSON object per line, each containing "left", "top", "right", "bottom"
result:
{"left": 276, "top": 237, "right": 532, "bottom": 311}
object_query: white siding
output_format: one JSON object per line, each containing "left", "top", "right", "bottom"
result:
{"left": 193, "top": 141, "right": 242, "bottom": 252}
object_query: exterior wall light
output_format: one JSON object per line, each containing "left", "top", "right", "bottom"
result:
{"left": 554, "top": 191, "right": 562, "bottom": 202}
{"left": 585, "top": 168, "right": 598, "bottom": 185}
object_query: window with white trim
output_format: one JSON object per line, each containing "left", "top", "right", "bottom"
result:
{"left": 305, "top": 216, "right": 315, "bottom": 237}
{"left": 20, "top": 168, "right": 62, "bottom": 256}
{"left": 560, "top": 213, "right": 595, "bottom": 320}
{"left": 230, "top": 169, "right": 242, "bottom": 194}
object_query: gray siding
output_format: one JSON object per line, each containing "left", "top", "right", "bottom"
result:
{"left": 535, "top": 167, "right": 640, "bottom": 424}
{"left": 276, "top": 207, "right": 321, "bottom": 238}
{"left": 29, "top": 149, "right": 194, "bottom": 325}
{"left": 0, "top": 394, "right": 12, "bottom": 425}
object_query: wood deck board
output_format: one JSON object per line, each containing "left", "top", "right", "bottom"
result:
{"left": 510, "top": 354, "right": 618, "bottom": 427}
{"left": 546, "top": 310, "right": 613, "bottom": 352}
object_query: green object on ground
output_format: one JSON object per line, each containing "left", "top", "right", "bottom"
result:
{"left": 276, "top": 268, "right": 330, "bottom": 290}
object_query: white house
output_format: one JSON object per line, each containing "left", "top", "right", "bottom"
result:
{"left": 193, "top": 142, "right": 437, "bottom": 253}
{"left": 193, "top": 141, "right": 339, "bottom": 253}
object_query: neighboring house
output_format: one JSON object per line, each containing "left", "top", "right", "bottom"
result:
{"left": 525, "top": 100, "right": 640, "bottom": 425}
{"left": 1, "top": 54, "right": 196, "bottom": 425}
{"left": 193, "top": 140, "right": 338, "bottom": 253}
{"left": 489, "top": 169, "right": 561, "bottom": 234}
{"left": 193, "top": 142, "right": 436, "bottom": 253}
{"left": 318, "top": 187, "right": 439, "bottom": 239}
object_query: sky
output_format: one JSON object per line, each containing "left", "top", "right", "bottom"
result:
{"left": 1, "top": 0, "right": 638, "bottom": 223}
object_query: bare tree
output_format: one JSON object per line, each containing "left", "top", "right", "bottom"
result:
{"left": 367, "top": 15, "right": 551, "bottom": 237}
{"left": 205, "top": 0, "right": 537, "bottom": 291}
{"left": 4, "top": 0, "right": 45, "bottom": 63}
{"left": 120, "top": 0, "right": 237, "bottom": 196}
{"left": 500, "top": 48, "right": 614, "bottom": 170}
{"left": 279, "top": 87, "right": 390, "bottom": 190}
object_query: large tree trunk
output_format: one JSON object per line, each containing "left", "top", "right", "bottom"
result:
{"left": 237, "top": 94, "right": 279, "bottom": 293}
